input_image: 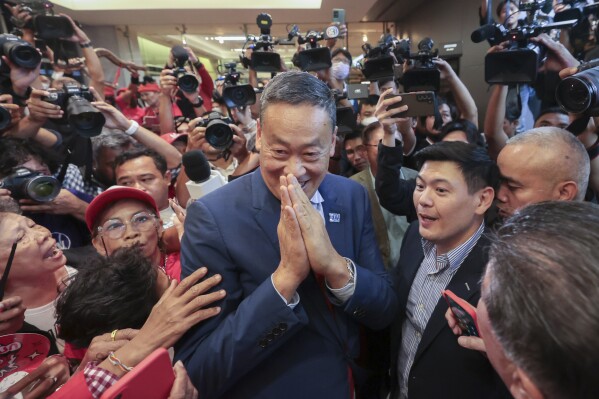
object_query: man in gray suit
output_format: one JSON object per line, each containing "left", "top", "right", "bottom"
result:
{"left": 351, "top": 121, "right": 417, "bottom": 269}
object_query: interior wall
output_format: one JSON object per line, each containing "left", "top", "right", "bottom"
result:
{"left": 396, "top": 0, "right": 490, "bottom": 127}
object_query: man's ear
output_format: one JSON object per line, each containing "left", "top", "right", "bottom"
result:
{"left": 509, "top": 367, "right": 544, "bottom": 399}
{"left": 330, "top": 126, "right": 338, "bottom": 157}
{"left": 556, "top": 180, "right": 578, "bottom": 201}
{"left": 474, "top": 186, "right": 495, "bottom": 216}
{"left": 164, "top": 170, "right": 172, "bottom": 184}
{"left": 92, "top": 236, "right": 106, "bottom": 256}
{"left": 255, "top": 118, "right": 262, "bottom": 152}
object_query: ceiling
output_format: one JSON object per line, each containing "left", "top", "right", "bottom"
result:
{"left": 49, "top": 0, "right": 404, "bottom": 68}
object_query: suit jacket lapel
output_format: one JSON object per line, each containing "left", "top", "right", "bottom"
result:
{"left": 412, "top": 236, "right": 488, "bottom": 364}
{"left": 251, "top": 170, "right": 280, "bottom": 252}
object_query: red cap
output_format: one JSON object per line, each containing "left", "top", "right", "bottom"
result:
{"left": 160, "top": 132, "right": 188, "bottom": 144}
{"left": 137, "top": 83, "right": 160, "bottom": 93}
{"left": 85, "top": 186, "right": 160, "bottom": 232}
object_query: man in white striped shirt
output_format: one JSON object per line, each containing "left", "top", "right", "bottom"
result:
{"left": 390, "top": 142, "right": 510, "bottom": 398}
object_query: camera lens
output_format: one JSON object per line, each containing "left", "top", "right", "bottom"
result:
{"left": 178, "top": 73, "right": 199, "bottom": 93}
{"left": 66, "top": 96, "right": 106, "bottom": 137}
{"left": 26, "top": 176, "right": 61, "bottom": 202}
{"left": 556, "top": 76, "right": 595, "bottom": 114}
{"left": 7, "top": 43, "right": 42, "bottom": 69}
{"left": 222, "top": 85, "right": 256, "bottom": 108}
{"left": 205, "top": 119, "right": 234, "bottom": 151}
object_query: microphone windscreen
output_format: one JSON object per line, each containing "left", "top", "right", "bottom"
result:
{"left": 471, "top": 24, "right": 496, "bottom": 43}
{"left": 183, "top": 150, "right": 212, "bottom": 183}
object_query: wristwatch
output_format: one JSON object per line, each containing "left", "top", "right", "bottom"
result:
{"left": 191, "top": 98, "right": 204, "bottom": 108}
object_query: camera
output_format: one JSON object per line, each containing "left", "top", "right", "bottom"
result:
{"left": 473, "top": 1, "right": 577, "bottom": 84}
{"left": 43, "top": 84, "right": 106, "bottom": 137}
{"left": 556, "top": 63, "right": 599, "bottom": 116}
{"left": 0, "top": 167, "right": 61, "bottom": 202}
{"left": 402, "top": 38, "right": 440, "bottom": 92}
{"left": 244, "top": 13, "right": 282, "bottom": 73}
{"left": 361, "top": 33, "right": 409, "bottom": 81}
{"left": 12, "top": 1, "right": 74, "bottom": 40}
{"left": 220, "top": 63, "right": 256, "bottom": 109}
{"left": 0, "top": 107, "right": 12, "bottom": 131}
{"left": 290, "top": 24, "right": 339, "bottom": 72}
{"left": 171, "top": 45, "right": 199, "bottom": 93}
{"left": 200, "top": 111, "right": 234, "bottom": 151}
{"left": 0, "top": 34, "right": 41, "bottom": 69}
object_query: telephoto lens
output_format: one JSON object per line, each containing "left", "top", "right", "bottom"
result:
{"left": 556, "top": 66, "right": 599, "bottom": 115}
{"left": 0, "top": 168, "right": 61, "bottom": 202}
{"left": 0, "top": 34, "right": 41, "bottom": 69}
{"left": 66, "top": 95, "right": 106, "bottom": 138}
{"left": 201, "top": 112, "right": 234, "bottom": 151}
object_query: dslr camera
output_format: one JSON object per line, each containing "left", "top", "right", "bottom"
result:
{"left": 556, "top": 62, "right": 599, "bottom": 116}
{"left": 170, "top": 45, "right": 199, "bottom": 93}
{"left": 0, "top": 33, "right": 41, "bottom": 69}
{"left": 0, "top": 167, "right": 61, "bottom": 202}
{"left": 43, "top": 84, "right": 106, "bottom": 137}
{"left": 200, "top": 111, "right": 235, "bottom": 151}
{"left": 220, "top": 63, "right": 256, "bottom": 109}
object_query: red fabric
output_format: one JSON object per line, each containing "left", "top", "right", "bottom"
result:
{"left": 48, "top": 372, "right": 93, "bottom": 399}
{"left": 166, "top": 252, "right": 181, "bottom": 281}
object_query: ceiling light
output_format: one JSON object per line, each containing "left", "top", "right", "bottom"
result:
{"left": 214, "top": 36, "right": 247, "bottom": 41}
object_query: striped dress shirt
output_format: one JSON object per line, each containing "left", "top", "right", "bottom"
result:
{"left": 398, "top": 222, "right": 485, "bottom": 399}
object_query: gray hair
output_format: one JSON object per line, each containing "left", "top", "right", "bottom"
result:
{"left": 506, "top": 127, "right": 590, "bottom": 200}
{"left": 259, "top": 71, "right": 336, "bottom": 130}
{"left": 485, "top": 201, "right": 599, "bottom": 398}
{"left": 91, "top": 129, "right": 135, "bottom": 164}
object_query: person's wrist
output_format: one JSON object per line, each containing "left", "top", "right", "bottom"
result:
{"left": 124, "top": 120, "right": 139, "bottom": 135}
{"left": 324, "top": 255, "right": 351, "bottom": 289}
{"left": 79, "top": 40, "right": 92, "bottom": 48}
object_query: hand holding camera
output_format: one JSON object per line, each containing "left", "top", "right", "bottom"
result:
{"left": 26, "top": 88, "right": 64, "bottom": 124}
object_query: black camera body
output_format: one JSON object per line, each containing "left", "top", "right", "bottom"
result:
{"left": 361, "top": 34, "right": 409, "bottom": 81}
{"left": 220, "top": 63, "right": 256, "bottom": 109}
{"left": 200, "top": 111, "right": 234, "bottom": 151}
{"left": 292, "top": 27, "right": 334, "bottom": 72}
{"left": 0, "top": 167, "right": 61, "bottom": 202}
{"left": 171, "top": 45, "right": 199, "bottom": 93}
{"left": 0, "top": 34, "right": 41, "bottom": 69}
{"left": 402, "top": 38, "right": 441, "bottom": 92}
{"left": 43, "top": 84, "right": 106, "bottom": 137}
{"left": 14, "top": 1, "right": 73, "bottom": 40}
{"left": 247, "top": 13, "right": 282, "bottom": 73}
{"left": 556, "top": 63, "right": 599, "bottom": 117}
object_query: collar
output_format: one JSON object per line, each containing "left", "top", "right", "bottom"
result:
{"left": 421, "top": 222, "right": 485, "bottom": 274}
{"left": 309, "top": 189, "right": 324, "bottom": 206}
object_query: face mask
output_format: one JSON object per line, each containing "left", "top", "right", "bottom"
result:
{"left": 360, "top": 116, "right": 379, "bottom": 127}
{"left": 331, "top": 62, "right": 350, "bottom": 80}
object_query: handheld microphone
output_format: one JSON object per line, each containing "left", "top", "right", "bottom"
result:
{"left": 471, "top": 24, "right": 497, "bottom": 44}
{"left": 182, "top": 150, "right": 227, "bottom": 201}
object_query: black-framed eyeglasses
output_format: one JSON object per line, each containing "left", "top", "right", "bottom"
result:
{"left": 96, "top": 211, "right": 158, "bottom": 240}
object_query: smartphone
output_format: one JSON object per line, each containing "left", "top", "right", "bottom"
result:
{"left": 385, "top": 91, "right": 437, "bottom": 118}
{"left": 442, "top": 290, "right": 480, "bottom": 337}
{"left": 332, "top": 8, "right": 345, "bottom": 24}
{"left": 346, "top": 84, "right": 370, "bottom": 100}
{"left": 101, "top": 348, "right": 175, "bottom": 399}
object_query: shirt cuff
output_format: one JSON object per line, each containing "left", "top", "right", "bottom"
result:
{"left": 326, "top": 258, "right": 356, "bottom": 305}
{"left": 84, "top": 361, "right": 120, "bottom": 399}
{"left": 271, "top": 274, "right": 300, "bottom": 309}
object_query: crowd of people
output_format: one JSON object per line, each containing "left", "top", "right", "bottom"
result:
{"left": 0, "top": 0, "right": 597, "bottom": 398}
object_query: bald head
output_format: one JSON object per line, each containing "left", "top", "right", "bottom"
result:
{"left": 496, "top": 127, "right": 590, "bottom": 217}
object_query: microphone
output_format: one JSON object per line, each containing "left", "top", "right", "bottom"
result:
{"left": 471, "top": 24, "right": 497, "bottom": 44}
{"left": 182, "top": 150, "right": 227, "bottom": 201}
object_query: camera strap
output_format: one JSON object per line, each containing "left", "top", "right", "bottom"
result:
{"left": 566, "top": 115, "right": 590, "bottom": 137}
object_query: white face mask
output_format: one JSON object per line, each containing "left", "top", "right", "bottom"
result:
{"left": 360, "top": 116, "right": 379, "bottom": 127}
{"left": 331, "top": 62, "right": 350, "bottom": 80}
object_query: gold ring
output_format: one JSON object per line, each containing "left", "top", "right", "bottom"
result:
{"left": 111, "top": 329, "right": 118, "bottom": 341}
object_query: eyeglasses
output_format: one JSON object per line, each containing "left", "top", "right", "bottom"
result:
{"left": 96, "top": 211, "right": 158, "bottom": 240}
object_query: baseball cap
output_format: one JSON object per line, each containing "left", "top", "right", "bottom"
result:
{"left": 85, "top": 186, "right": 159, "bottom": 232}
{"left": 137, "top": 83, "right": 160, "bottom": 93}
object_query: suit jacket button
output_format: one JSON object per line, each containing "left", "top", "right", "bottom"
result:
{"left": 278, "top": 323, "right": 288, "bottom": 332}
{"left": 266, "top": 333, "right": 274, "bottom": 342}
{"left": 259, "top": 339, "right": 268, "bottom": 348}
{"left": 272, "top": 327, "right": 282, "bottom": 336}
{"left": 353, "top": 308, "right": 365, "bottom": 318}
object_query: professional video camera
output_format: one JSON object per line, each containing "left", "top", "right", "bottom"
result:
{"left": 402, "top": 38, "right": 441, "bottom": 92}
{"left": 289, "top": 24, "right": 341, "bottom": 71}
{"left": 220, "top": 62, "right": 256, "bottom": 109}
{"left": 0, "top": 33, "right": 41, "bottom": 69}
{"left": 0, "top": 167, "right": 61, "bottom": 202}
{"left": 556, "top": 61, "right": 599, "bottom": 115}
{"left": 170, "top": 45, "right": 199, "bottom": 93}
{"left": 200, "top": 111, "right": 235, "bottom": 151}
{"left": 361, "top": 33, "right": 410, "bottom": 81}
{"left": 472, "top": 0, "right": 577, "bottom": 84}
{"left": 9, "top": 0, "right": 74, "bottom": 40}
{"left": 242, "top": 13, "right": 281, "bottom": 73}
{"left": 43, "top": 84, "right": 106, "bottom": 137}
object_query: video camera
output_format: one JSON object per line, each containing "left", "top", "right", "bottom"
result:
{"left": 289, "top": 24, "right": 341, "bottom": 71}
{"left": 170, "top": 45, "right": 199, "bottom": 93}
{"left": 219, "top": 62, "right": 257, "bottom": 109}
{"left": 361, "top": 33, "right": 409, "bottom": 81}
{"left": 472, "top": 0, "right": 577, "bottom": 84}
{"left": 10, "top": 0, "right": 74, "bottom": 40}
{"left": 43, "top": 84, "right": 106, "bottom": 137}
{"left": 242, "top": 13, "right": 282, "bottom": 73}
{"left": 0, "top": 167, "right": 61, "bottom": 202}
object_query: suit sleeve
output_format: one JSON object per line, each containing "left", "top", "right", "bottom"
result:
{"left": 340, "top": 184, "right": 399, "bottom": 330}
{"left": 375, "top": 140, "right": 418, "bottom": 222}
{"left": 175, "top": 200, "right": 309, "bottom": 397}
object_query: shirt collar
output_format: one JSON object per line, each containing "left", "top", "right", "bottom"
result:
{"left": 310, "top": 190, "right": 324, "bottom": 206}
{"left": 422, "top": 222, "right": 485, "bottom": 274}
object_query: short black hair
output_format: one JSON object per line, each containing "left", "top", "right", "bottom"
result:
{"left": 414, "top": 141, "right": 499, "bottom": 193}
{"left": 358, "top": 95, "right": 379, "bottom": 113}
{"left": 437, "top": 119, "right": 483, "bottom": 146}
{"left": 331, "top": 48, "right": 352, "bottom": 65}
{"left": 56, "top": 246, "right": 159, "bottom": 348}
{"left": 113, "top": 148, "right": 167, "bottom": 176}
{"left": 343, "top": 129, "right": 362, "bottom": 142}
{"left": 535, "top": 106, "right": 567, "bottom": 122}
{"left": 0, "top": 138, "right": 62, "bottom": 178}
